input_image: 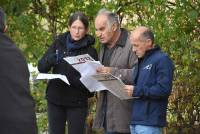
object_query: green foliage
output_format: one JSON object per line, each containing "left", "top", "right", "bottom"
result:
{"left": 31, "top": 72, "right": 48, "bottom": 133}
{"left": 1, "top": 0, "right": 200, "bottom": 133}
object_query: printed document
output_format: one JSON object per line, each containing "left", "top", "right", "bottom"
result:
{"left": 64, "top": 54, "right": 133, "bottom": 100}
{"left": 91, "top": 73, "right": 133, "bottom": 100}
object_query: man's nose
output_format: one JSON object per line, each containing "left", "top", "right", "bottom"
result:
{"left": 95, "top": 31, "right": 101, "bottom": 37}
{"left": 132, "top": 47, "right": 136, "bottom": 52}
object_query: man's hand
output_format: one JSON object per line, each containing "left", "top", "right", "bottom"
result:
{"left": 123, "top": 85, "right": 134, "bottom": 97}
{"left": 96, "top": 67, "right": 112, "bottom": 73}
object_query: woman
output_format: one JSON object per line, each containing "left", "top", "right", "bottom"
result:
{"left": 38, "top": 12, "right": 98, "bottom": 134}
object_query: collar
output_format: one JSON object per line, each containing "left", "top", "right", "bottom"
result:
{"left": 103, "top": 28, "right": 128, "bottom": 48}
{"left": 139, "top": 45, "right": 161, "bottom": 60}
{"left": 115, "top": 28, "right": 128, "bottom": 47}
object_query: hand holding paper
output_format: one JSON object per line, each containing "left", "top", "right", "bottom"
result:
{"left": 96, "top": 66, "right": 112, "bottom": 73}
{"left": 123, "top": 85, "right": 134, "bottom": 97}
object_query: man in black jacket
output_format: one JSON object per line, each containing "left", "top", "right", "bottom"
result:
{"left": 0, "top": 7, "right": 37, "bottom": 134}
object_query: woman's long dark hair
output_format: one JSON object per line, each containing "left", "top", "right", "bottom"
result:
{"left": 68, "top": 11, "right": 89, "bottom": 29}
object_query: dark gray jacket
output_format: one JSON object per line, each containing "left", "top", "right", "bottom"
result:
{"left": 93, "top": 29, "right": 137, "bottom": 133}
{"left": 0, "top": 32, "right": 37, "bottom": 134}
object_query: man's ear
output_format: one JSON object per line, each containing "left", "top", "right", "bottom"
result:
{"left": 112, "top": 23, "right": 118, "bottom": 31}
{"left": 146, "top": 39, "right": 153, "bottom": 48}
{"left": 147, "top": 39, "right": 152, "bottom": 44}
{"left": 3, "top": 25, "right": 7, "bottom": 33}
{"left": 85, "top": 28, "right": 89, "bottom": 33}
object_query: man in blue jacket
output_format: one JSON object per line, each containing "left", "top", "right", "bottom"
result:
{"left": 123, "top": 26, "right": 174, "bottom": 134}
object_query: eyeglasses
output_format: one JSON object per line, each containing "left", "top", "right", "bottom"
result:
{"left": 70, "top": 26, "right": 85, "bottom": 32}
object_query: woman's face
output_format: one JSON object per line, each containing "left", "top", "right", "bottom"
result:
{"left": 69, "top": 20, "right": 87, "bottom": 41}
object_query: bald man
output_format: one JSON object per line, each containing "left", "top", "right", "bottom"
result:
{"left": 123, "top": 26, "right": 174, "bottom": 134}
{"left": 93, "top": 9, "right": 137, "bottom": 134}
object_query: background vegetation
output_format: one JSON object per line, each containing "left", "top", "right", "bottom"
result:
{"left": 1, "top": 0, "right": 199, "bottom": 133}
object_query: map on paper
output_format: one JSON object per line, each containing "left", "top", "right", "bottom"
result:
{"left": 91, "top": 73, "right": 133, "bottom": 100}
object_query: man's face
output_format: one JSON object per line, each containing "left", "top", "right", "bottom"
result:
{"left": 95, "top": 15, "right": 114, "bottom": 44}
{"left": 130, "top": 33, "right": 149, "bottom": 58}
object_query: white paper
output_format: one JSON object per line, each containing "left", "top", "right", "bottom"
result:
{"left": 64, "top": 54, "right": 103, "bottom": 77}
{"left": 80, "top": 76, "right": 106, "bottom": 92}
{"left": 91, "top": 73, "right": 133, "bottom": 100}
{"left": 71, "top": 60, "right": 106, "bottom": 92}
{"left": 73, "top": 61, "right": 103, "bottom": 77}
{"left": 36, "top": 73, "right": 70, "bottom": 85}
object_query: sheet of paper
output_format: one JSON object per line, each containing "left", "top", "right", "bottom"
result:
{"left": 80, "top": 76, "right": 107, "bottom": 92}
{"left": 73, "top": 61, "right": 103, "bottom": 77}
{"left": 64, "top": 54, "right": 103, "bottom": 77}
{"left": 92, "top": 73, "right": 134, "bottom": 100}
{"left": 36, "top": 73, "right": 70, "bottom": 85}
{"left": 73, "top": 60, "right": 105, "bottom": 92}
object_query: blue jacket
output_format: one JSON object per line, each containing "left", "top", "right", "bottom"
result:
{"left": 131, "top": 46, "right": 174, "bottom": 127}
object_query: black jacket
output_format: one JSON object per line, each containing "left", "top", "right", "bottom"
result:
{"left": 0, "top": 32, "right": 37, "bottom": 134}
{"left": 38, "top": 32, "right": 98, "bottom": 107}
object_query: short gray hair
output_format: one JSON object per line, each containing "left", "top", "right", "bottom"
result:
{"left": 0, "top": 7, "right": 6, "bottom": 32}
{"left": 140, "top": 29, "right": 154, "bottom": 44}
{"left": 96, "top": 8, "right": 120, "bottom": 30}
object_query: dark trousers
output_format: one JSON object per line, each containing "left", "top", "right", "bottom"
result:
{"left": 47, "top": 101, "right": 87, "bottom": 134}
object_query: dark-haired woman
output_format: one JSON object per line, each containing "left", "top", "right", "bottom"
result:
{"left": 38, "top": 12, "right": 98, "bottom": 134}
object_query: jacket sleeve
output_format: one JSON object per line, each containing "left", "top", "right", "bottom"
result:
{"left": 37, "top": 43, "right": 56, "bottom": 73}
{"left": 133, "top": 56, "right": 174, "bottom": 99}
{"left": 111, "top": 50, "right": 138, "bottom": 84}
